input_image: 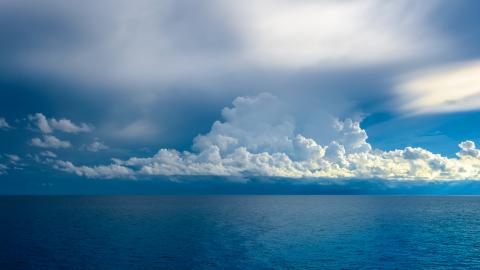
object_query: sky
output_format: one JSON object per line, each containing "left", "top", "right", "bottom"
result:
{"left": 1, "top": 0, "right": 480, "bottom": 194}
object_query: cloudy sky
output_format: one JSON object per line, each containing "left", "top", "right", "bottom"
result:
{"left": 1, "top": 0, "right": 480, "bottom": 194}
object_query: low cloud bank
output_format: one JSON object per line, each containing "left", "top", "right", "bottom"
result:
{"left": 51, "top": 93, "right": 480, "bottom": 181}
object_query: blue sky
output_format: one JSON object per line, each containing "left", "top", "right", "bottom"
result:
{"left": 1, "top": 0, "right": 480, "bottom": 194}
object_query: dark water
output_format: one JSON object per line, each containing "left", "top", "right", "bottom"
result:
{"left": 1, "top": 196, "right": 480, "bottom": 269}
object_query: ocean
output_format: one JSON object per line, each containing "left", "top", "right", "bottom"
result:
{"left": 1, "top": 196, "right": 480, "bottom": 269}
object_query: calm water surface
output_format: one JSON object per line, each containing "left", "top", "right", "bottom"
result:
{"left": 1, "top": 196, "right": 480, "bottom": 269}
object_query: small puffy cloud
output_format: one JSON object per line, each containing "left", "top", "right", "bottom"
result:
{"left": 85, "top": 140, "right": 108, "bottom": 152}
{"left": 29, "top": 113, "right": 52, "bottom": 133}
{"left": 29, "top": 113, "right": 92, "bottom": 134}
{"left": 0, "top": 118, "right": 11, "bottom": 130}
{"left": 40, "top": 151, "right": 57, "bottom": 158}
{"left": 31, "top": 135, "right": 71, "bottom": 149}
{"left": 5, "top": 154, "right": 21, "bottom": 162}
{"left": 0, "top": 154, "right": 23, "bottom": 174}
{"left": 457, "top": 141, "right": 480, "bottom": 158}
{"left": 49, "top": 118, "right": 92, "bottom": 133}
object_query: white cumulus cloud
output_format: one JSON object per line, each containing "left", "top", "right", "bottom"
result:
{"left": 85, "top": 140, "right": 109, "bottom": 152}
{"left": 50, "top": 93, "right": 480, "bottom": 181}
{"left": 54, "top": 160, "right": 134, "bottom": 179}
{"left": 457, "top": 141, "right": 480, "bottom": 159}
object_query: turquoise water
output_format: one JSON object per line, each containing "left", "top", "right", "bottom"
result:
{"left": 1, "top": 196, "right": 480, "bottom": 269}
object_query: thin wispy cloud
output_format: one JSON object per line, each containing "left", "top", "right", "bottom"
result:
{"left": 5, "top": 154, "right": 21, "bottom": 163}
{"left": 0, "top": 164, "right": 7, "bottom": 175}
{"left": 40, "top": 151, "right": 57, "bottom": 158}
{"left": 396, "top": 61, "right": 480, "bottom": 115}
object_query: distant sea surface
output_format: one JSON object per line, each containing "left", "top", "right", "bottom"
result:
{"left": 1, "top": 196, "right": 480, "bottom": 269}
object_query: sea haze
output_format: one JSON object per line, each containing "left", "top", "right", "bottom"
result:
{"left": 1, "top": 195, "right": 480, "bottom": 269}
{"left": 4, "top": 176, "right": 480, "bottom": 195}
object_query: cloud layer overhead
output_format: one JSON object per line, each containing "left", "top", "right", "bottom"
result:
{"left": 0, "top": 0, "right": 447, "bottom": 85}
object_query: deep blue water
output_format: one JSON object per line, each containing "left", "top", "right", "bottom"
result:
{"left": 1, "top": 196, "right": 480, "bottom": 269}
